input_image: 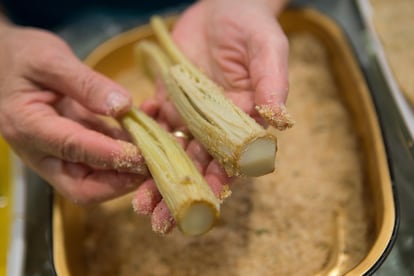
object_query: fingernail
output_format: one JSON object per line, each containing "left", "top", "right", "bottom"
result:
{"left": 106, "top": 91, "right": 130, "bottom": 116}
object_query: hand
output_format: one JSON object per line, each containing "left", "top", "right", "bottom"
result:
{"left": 173, "top": 0, "right": 292, "bottom": 128}
{"left": 0, "top": 24, "right": 148, "bottom": 204}
{"left": 136, "top": 0, "right": 291, "bottom": 234}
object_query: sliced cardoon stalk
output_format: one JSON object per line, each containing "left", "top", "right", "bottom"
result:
{"left": 120, "top": 108, "right": 220, "bottom": 235}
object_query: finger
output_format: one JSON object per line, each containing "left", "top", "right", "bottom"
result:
{"left": 23, "top": 106, "right": 147, "bottom": 174}
{"left": 55, "top": 97, "right": 130, "bottom": 141}
{"left": 185, "top": 140, "right": 212, "bottom": 173}
{"left": 140, "top": 98, "right": 160, "bottom": 118}
{"left": 26, "top": 49, "right": 132, "bottom": 117}
{"left": 248, "top": 21, "right": 289, "bottom": 106}
{"left": 151, "top": 200, "right": 176, "bottom": 235}
{"left": 38, "top": 156, "right": 145, "bottom": 205}
{"left": 132, "top": 179, "right": 162, "bottom": 215}
{"left": 247, "top": 20, "right": 294, "bottom": 130}
{"left": 157, "top": 101, "right": 185, "bottom": 131}
{"left": 205, "top": 160, "right": 233, "bottom": 198}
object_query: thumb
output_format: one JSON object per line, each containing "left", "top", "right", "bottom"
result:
{"left": 248, "top": 20, "right": 294, "bottom": 130}
{"left": 28, "top": 48, "right": 132, "bottom": 117}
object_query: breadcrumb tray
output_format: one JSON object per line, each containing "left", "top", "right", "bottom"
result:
{"left": 52, "top": 8, "right": 396, "bottom": 276}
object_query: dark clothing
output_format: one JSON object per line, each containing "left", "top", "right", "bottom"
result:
{"left": 1, "top": 0, "right": 192, "bottom": 29}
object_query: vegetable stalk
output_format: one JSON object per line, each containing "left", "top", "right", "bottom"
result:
{"left": 134, "top": 16, "right": 278, "bottom": 177}
{"left": 120, "top": 109, "right": 220, "bottom": 236}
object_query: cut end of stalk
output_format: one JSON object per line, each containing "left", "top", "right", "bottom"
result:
{"left": 239, "top": 137, "right": 277, "bottom": 177}
{"left": 178, "top": 201, "right": 218, "bottom": 236}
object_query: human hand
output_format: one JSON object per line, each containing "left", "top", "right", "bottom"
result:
{"left": 135, "top": 0, "right": 292, "bottom": 234}
{"left": 172, "top": 0, "right": 293, "bottom": 128}
{"left": 0, "top": 24, "right": 148, "bottom": 204}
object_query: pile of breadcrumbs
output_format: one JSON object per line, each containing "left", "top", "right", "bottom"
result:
{"left": 83, "top": 33, "right": 374, "bottom": 276}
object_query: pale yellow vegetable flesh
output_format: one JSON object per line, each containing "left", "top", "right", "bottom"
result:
{"left": 238, "top": 137, "right": 277, "bottom": 177}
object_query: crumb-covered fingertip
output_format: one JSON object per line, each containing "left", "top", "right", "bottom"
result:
{"left": 151, "top": 203, "right": 176, "bottom": 235}
{"left": 113, "top": 140, "right": 148, "bottom": 174}
{"left": 255, "top": 104, "right": 295, "bottom": 130}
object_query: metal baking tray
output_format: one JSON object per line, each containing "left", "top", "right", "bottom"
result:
{"left": 50, "top": 8, "right": 397, "bottom": 275}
